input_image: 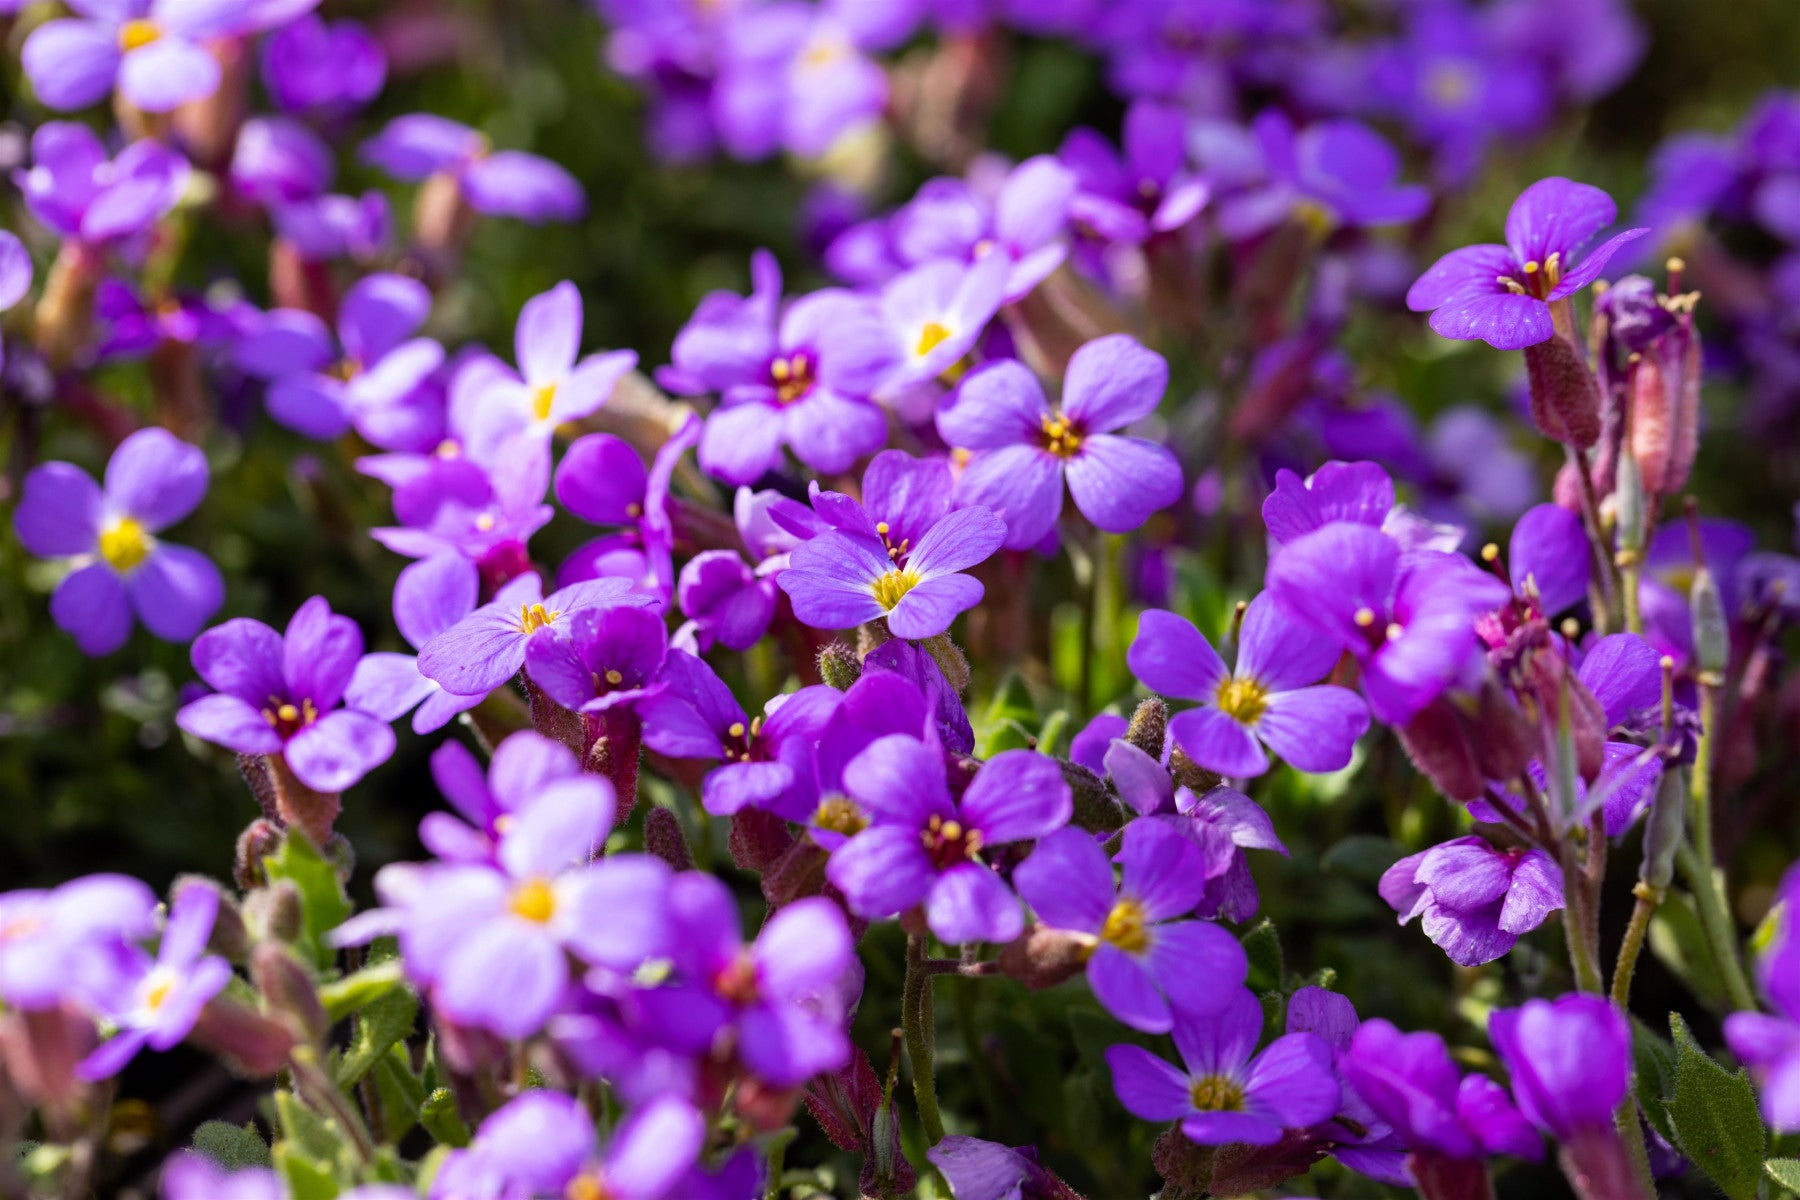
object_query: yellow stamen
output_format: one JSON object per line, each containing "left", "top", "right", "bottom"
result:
{"left": 532, "top": 382, "right": 558, "bottom": 422}
{"left": 1353, "top": 607, "right": 1376, "bottom": 628}
{"left": 99, "top": 517, "right": 151, "bottom": 573}
{"left": 509, "top": 879, "right": 556, "bottom": 924}
{"left": 276, "top": 703, "right": 300, "bottom": 724}
{"left": 728, "top": 721, "right": 746, "bottom": 738}
{"left": 1386, "top": 622, "right": 1406, "bottom": 642}
{"left": 1480, "top": 543, "right": 1500, "bottom": 563}
{"left": 1040, "top": 412, "right": 1083, "bottom": 459}
{"left": 517, "top": 603, "right": 560, "bottom": 633}
{"left": 915, "top": 321, "right": 952, "bottom": 359}
{"left": 870, "top": 568, "right": 920, "bottom": 611}
{"left": 812, "top": 796, "right": 868, "bottom": 837}
{"left": 142, "top": 972, "right": 175, "bottom": 1011}
{"left": 604, "top": 669, "right": 624, "bottom": 685}
{"left": 1214, "top": 676, "right": 1270, "bottom": 725}
{"left": 118, "top": 18, "right": 162, "bottom": 51}
{"left": 1189, "top": 1074, "right": 1246, "bottom": 1112}
{"left": 1100, "top": 898, "right": 1149, "bottom": 955}
{"left": 770, "top": 352, "right": 814, "bottom": 405}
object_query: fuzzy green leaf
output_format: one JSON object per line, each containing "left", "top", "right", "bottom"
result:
{"left": 191, "top": 1120, "right": 272, "bottom": 1170}
{"left": 1666, "top": 1013, "right": 1766, "bottom": 1200}
{"left": 263, "top": 834, "right": 350, "bottom": 970}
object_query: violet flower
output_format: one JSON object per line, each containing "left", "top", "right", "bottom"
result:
{"left": 711, "top": 3, "right": 886, "bottom": 161}
{"left": 79, "top": 883, "right": 231, "bottom": 1080}
{"left": 1128, "top": 598, "right": 1369, "bottom": 779}
{"left": 372, "top": 449, "right": 556, "bottom": 582}
{"left": 1106, "top": 987, "right": 1341, "bottom": 1146}
{"left": 1724, "top": 861, "right": 1800, "bottom": 1131}
{"left": 362, "top": 115, "right": 585, "bottom": 223}
{"left": 1339, "top": 1018, "right": 1542, "bottom": 1163}
{"left": 1378, "top": 836, "right": 1563, "bottom": 967}
{"left": 1061, "top": 101, "right": 1210, "bottom": 245}
{"left": 344, "top": 555, "right": 485, "bottom": 735}
{"left": 160, "top": 1156, "right": 282, "bottom": 1200}
{"left": 413, "top": 731, "right": 596, "bottom": 865}
{"left": 1261, "top": 460, "right": 1399, "bottom": 551}
{"left": 432, "top": 1091, "right": 704, "bottom": 1200}
{"left": 415, "top": 574, "right": 653, "bottom": 698}
{"left": 0, "top": 875, "right": 157, "bottom": 1010}
{"left": 22, "top": 0, "right": 256, "bottom": 113}
{"left": 938, "top": 335, "right": 1184, "bottom": 547}
{"left": 14, "top": 427, "right": 224, "bottom": 656}
{"left": 1488, "top": 994, "right": 1631, "bottom": 1141}
{"left": 262, "top": 14, "right": 386, "bottom": 119}
{"left": 17, "top": 124, "right": 188, "bottom": 249}
{"left": 891, "top": 155, "right": 1079, "bottom": 301}
{"left": 880, "top": 255, "right": 1010, "bottom": 389}
{"left": 176, "top": 595, "right": 396, "bottom": 794}
{"left": 235, "top": 273, "right": 443, "bottom": 442}
{"left": 927, "top": 1137, "right": 1083, "bottom": 1200}
{"left": 555, "top": 414, "right": 702, "bottom": 603}
{"left": 1407, "top": 177, "right": 1648, "bottom": 350}
{"left": 273, "top": 191, "right": 390, "bottom": 265}
{"left": 229, "top": 116, "right": 334, "bottom": 207}
{"left": 1014, "top": 822, "right": 1246, "bottom": 1032}
{"left": 523, "top": 603, "right": 670, "bottom": 715}
{"left": 826, "top": 735, "right": 1070, "bottom": 944}
{"left": 0, "top": 230, "right": 28, "bottom": 374}
{"left": 1211, "top": 111, "right": 1430, "bottom": 242}
{"left": 676, "top": 550, "right": 774, "bottom": 652}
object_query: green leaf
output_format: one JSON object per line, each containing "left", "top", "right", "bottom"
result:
{"left": 263, "top": 834, "right": 351, "bottom": 970}
{"left": 371, "top": 1044, "right": 426, "bottom": 1142}
{"left": 319, "top": 959, "right": 406, "bottom": 1023}
{"left": 1648, "top": 892, "right": 1729, "bottom": 1012}
{"left": 1036, "top": 709, "right": 1071, "bottom": 758}
{"left": 977, "top": 674, "right": 1038, "bottom": 758}
{"left": 1768, "top": 1159, "right": 1800, "bottom": 1196}
{"left": 1665, "top": 1013, "right": 1766, "bottom": 1200}
{"left": 1241, "top": 920, "right": 1283, "bottom": 994}
{"left": 273, "top": 1143, "right": 340, "bottom": 1200}
{"left": 334, "top": 974, "right": 419, "bottom": 1088}
{"left": 190, "top": 1120, "right": 272, "bottom": 1170}
{"left": 1320, "top": 835, "right": 1404, "bottom": 883}
{"left": 419, "top": 1088, "right": 471, "bottom": 1149}
{"left": 1631, "top": 1016, "right": 1677, "bottom": 1140}
{"left": 274, "top": 1092, "right": 340, "bottom": 1164}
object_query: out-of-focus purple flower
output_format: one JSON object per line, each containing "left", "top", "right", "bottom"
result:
{"left": 939, "top": 335, "right": 1184, "bottom": 547}
{"left": 1266, "top": 522, "right": 1510, "bottom": 724}
{"left": 880, "top": 255, "right": 1009, "bottom": 388}
{"left": 1061, "top": 101, "right": 1209, "bottom": 246}
{"left": 422, "top": 731, "right": 603, "bottom": 866}
{"left": 262, "top": 14, "right": 386, "bottom": 119}
{"left": 79, "top": 883, "right": 231, "bottom": 1079}
{"left": 229, "top": 117, "right": 334, "bottom": 207}
{"left": 1262, "top": 460, "right": 1397, "bottom": 550}
{"left": 0, "top": 875, "right": 157, "bottom": 1010}
{"left": 664, "top": 251, "right": 895, "bottom": 484}
{"left": 1488, "top": 994, "right": 1631, "bottom": 1141}
{"left": 1489, "top": 0, "right": 1645, "bottom": 105}
{"left": 14, "top": 427, "right": 223, "bottom": 656}
{"left": 556, "top": 416, "right": 701, "bottom": 604}
{"left": 1211, "top": 112, "right": 1430, "bottom": 242}
{"left": 1638, "top": 518, "right": 1756, "bottom": 668}
{"left": 416, "top": 574, "right": 654, "bottom": 698}
{"left": 345, "top": 555, "right": 485, "bottom": 734}
{"left": 432, "top": 1091, "right": 704, "bottom": 1200}
{"left": 1407, "top": 177, "right": 1647, "bottom": 350}
{"left": 1107, "top": 987, "right": 1340, "bottom": 1146}
{"left": 370, "top": 441, "right": 555, "bottom": 579}
{"left": 362, "top": 115, "right": 585, "bottom": 223}
{"left": 176, "top": 595, "right": 396, "bottom": 793}
{"left": 1129, "top": 598, "right": 1369, "bottom": 779}
{"left": 273, "top": 192, "right": 390, "bottom": 264}
{"left": 1340, "top": 1018, "right": 1542, "bottom": 1162}
{"left": 826, "top": 736, "right": 1069, "bottom": 944}
{"left": 160, "top": 1155, "right": 283, "bottom": 1200}
{"left": 1015, "top": 823, "right": 1245, "bottom": 1032}
{"left": 16, "top": 124, "right": 188, "bottom": 248}
{"left": 711, "top": 3, "right": 886, "bottom": 160}
{"left": 1724, "top": 862, "right": 1800, "bottom": 1131}
{"left": 22, "top": 0, "right": 264, "bottom": 113}
{"left": 1378, "top": 836, "right": 1563, "bottom": 966}
{"left": 94, "top": 281, "right": 255, "bottom": 363}
{"left": 0, "top": 230, "right": 33, "bottom": 322}
{"left": 235, "top": 273, "right": 443, "bottom": 443}
{"left": 927, "top": 1137, "right": 1084, "bottom": 1200}
{"left": 891, "top": 155, "right": 1078, "bottom": 301}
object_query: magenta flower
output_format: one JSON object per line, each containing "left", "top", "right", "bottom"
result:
{"left": 14, "top": 427, "right": 223, "bottom": 656}
{"left": 176, "top": 596, "right": 396, "bottom": 793}
{"left": 1014, "top": 822, "right": 1247, "bottom": 1033}
{"left": 1106, "top": 988, "right": 1341, "bottom": 1146}
{"left": 1061, "top": 101, "right": 1209, "bottom": 245}
{"left": 554, "top": 414, "right": 702, "bottom": 603}
{"left": 22, "top": 0, "right": 257, "bottom": 113}
{"left": 1488, "top": 994, "right": 1631, "bottom": 1141}
{"left": 1128, "top": 597, "right": 1370, "bottom": 779}
{"left": 79, "top": 883, "right": 231, "bottom": 1080}
{"left": 1725, "top": 862, "right": 1800, "bottom": 1131}
{"left": 1379, "top": 836, "right": 1564, "bottom": 967}
{"left": 415, "top": 574, "right": 652, "bottom": 698}
{"left": 16, "top": 124, "right": 187, "bottom": 248}
{"left": 939, "top": 335, "right": 1184, "bottom": 548}
{"left": 523, "top": 603, "right": 670, "bottom": 715}
{"left": 432, "top": 1092, "right": 704, "bottom": 1200}
{"left": 676, "top": 550, "right": 774, "bottom": 652}
{"left": 361, "top": 115, "right": 585, "bottom": 223}
{"left": 1339, "top": 1019, "right": 1542, "bottom": 1163}
{"left": 825, "top": 735, "right": 1069, "bottom": 944}
{"left": 344, "top": 555, "right": 485, "bottom": 735}
{"left": 261, "top": 14, "right": 386, "bottom": 119}
{"left": 1407, "top": 177, "right": 1648, "bottom": 349}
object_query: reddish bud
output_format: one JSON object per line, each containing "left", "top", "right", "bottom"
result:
{"left": 997, "top": 922, "right": 1090, "bottom": 989}
{"left": 1523, "top": 333, "right": 1602, "bottom": 449}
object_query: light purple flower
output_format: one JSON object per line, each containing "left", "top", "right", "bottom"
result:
{"left": 416, "top": 574, "right": 654, "bottom": 698}
{"left": 1378, "top": 836, "right": 1564, "bottom": 966}
{"left": 261, "top": 14, "right": 386, "bottom": 118}
{"left": 926, "top": 1137, "right": 1082, "bottom": 1200}
{"left": 891, "top": 155, "right": 1079, "bottom": 301}
{"left": 345, "top": 555, "right": 485, "bottom": 735}
{"left": 1106, "top": 987, "right": 1341, "bottom": 1146}
{"left": 1014, "top": 822, "right": 1246, "bottom": 1032}
{"left": 371, "top": 450, "right": 556, "bottom": 580}
{"left": 432, "top": 1091, "right": 704, "bottom": 1200}
{"left": 1061, "top": 101, "right": 1209, "bottom": 245}
{"left": 411, "top": 731, "right": 599, "bottom": 865}
{"left": 880, "top": 255, "right": 1009, "bottom": 388}
{"left": 1261, "top": 460, "right": 1397, "bottom": 550}
{"left": 160, "top": 1155, "right": 282, "bottom": 1200}
{"left": 22, "top": 0, "right": 261, "bottom": 113}
{"left": 229, "top": 116, "right": 333, "bottom": 207}
{"left": 14, "top": 426, "right": 223, "bottom": 656}
{"left": 16, "top": 124, "right": 188, "bottom": 248}
{"left": 1211, "top": 111, "right": 1430, "bottom": 242}
{"left": 0, "top": 874, "right": 157, "bottom": 1010}
{"left": 523, "top": 603, "right": 670, "bottom": 715}
{"left": 1407, "top": 177, "right": 1648, "bottom": 350}
{"left": 711, "top": 3, "right": 886, "bottom": 161}
{"left": 1128, "top": 597, "right": 1369, "bottom": 779}
{"left": 825, "top": 736, "right": 1070, "bottom": 944}
{"left": 362, "top": 114, "right": 585, "bottom": 223}
{"left": 273, "top": 191, "right": 390, "bottom": 264}
{"left": 555, "top": 415, "right": 702, "bottom": 604}
{"left": 176, "top": 595, "right": 396, "bottom": 793}
{"left": 1488, "top": 994, "right": 1631, "bottom": 1140}
{"left": 1724, "top": 862, "right": 1800, "bottom": 1131}
{"left": 79, "top": 882, "right": 231, "bottom": 1079}
{"left": 676, "top": 550, "right": 774, "bottom": 652}
{"left": 939, "top": 335, "right": 1184, "bottom": 547}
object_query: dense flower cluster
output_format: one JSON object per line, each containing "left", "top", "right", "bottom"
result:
{"left": 1, "top": 1, "right": 1795, "bottom": 1199}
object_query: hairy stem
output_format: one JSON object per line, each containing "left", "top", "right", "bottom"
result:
{"left": 902, "top": 934, "right": 944, "bottom": 1145}
{"left": 1681, "top": 682, "right": 1757, "bottom": 1012}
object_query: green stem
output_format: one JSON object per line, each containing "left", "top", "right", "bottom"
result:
{"left": 1618, "top": 561, "right": 1643, "bottom": 635}
{"left": 1559, "top": 861, "right": 1605, "bottom": 994}
{"left": 289, "top": 1048, "right": 376, "bottom": 1167}
{"left": 902, "top": 933, "right": 945, "bottom": 1145}
{"left": 1610, "top": 891, "right": 1658, "bottom": 1010}
{"left": 1681, "top": 683, "right": 1758, "bottom": 1012}
{"left": 1566, "top": 443, "right": 1620, "bottom": 633}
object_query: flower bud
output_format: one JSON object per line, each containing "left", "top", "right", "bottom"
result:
{"left": 817, "top": 640, "right": 862, "bottom": 691}
{"left": 643, "top": 805, "right": 694, "bottom": 871}
{"left": 1168, "top": 746, "right": 1221, "bottom": 795}
{"left": 233, "top": 818, "right": 285, "bottom": 890}
{"left": 252, "top": 943, "right": 329, "bottom": 1046}
{"left": 1062, "top": 760, "right": 1124, "bottom": 833}
{"left": 1523, "top": 333, "right": 1603, "bottom": 449}
{"left": 997, "top": 923, "right": 1090, "bottom": 990}
{"left": 242, "top": 879, "right": 304, "bottom": 945}
{"left": 1690, "top": 565, "right": 1729, "bottom": 679}
{"left": 188, "top": 996, "right": 296, "bottom": 1077}
{"left": 1396, "top": 698, "right": 1485, "bottom": 803}
{"left": 1126, "top": 697, "right": 1169, "bottom": 760}
{"left": 728, "top": 807, "right": 796, "bottom": 874}
{"left": 175, "top": 875, "right": 248, "bottom": 964}
{"left": 1638, "top": 765, "right": 1687, "bottom": 894}
{"left": 1628, "top": 326, "right": 1700, "bottom": 499}
{"left": 921, "top": 633, "right": 971, "bottom": 694}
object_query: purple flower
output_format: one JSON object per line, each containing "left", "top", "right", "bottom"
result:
{"left": 176, "top": 595, "right": 396, "bottom": 794}
{"left": 1128, "top": 598, "right": 1369, "bottom": 779}
{"left": 711, "top": 4, "right": 886, "bottom": 161}
{"left": 14, "top": 426, "right": 223, "bottom": 656}
{"left": 261, "top": 14, "right": 386, "bottom": 119}
{"left": 676, "top": 550, "right": 774, "bottom": 652}
{"left": 452, "top": 282, "right": 637, "bottom": 456}
{"left": 926, "top": 1137, "right": 1082, "bottom": 1200}
{"left": 1378, "top": 836, "right": 1563, "bottom": 966}
{"left": 939, "top": 336, "right": 1184, "bottom": 547}
{"left": 415, "top": 574, "right": 652, "bottom": 698}
{"left": 1106, "top": 988, "right": 1341, "bottom": 1146}
{"left": 272, "top": 191, "right": 390, "bottom": 264}
{"left": 778, "top": 503, "right": 1005, "bottom": 640}
{"left": 94, "top": 280, "right": 254, "bottom": 362}
{"left": 891, "top": 155, "right": 1079, "bottom": 300}
{"left": 1261, "top": 460, "right": 1397, "bottom": 550}
{"left": 1266, "top": 522, "right": 1510, "bottom": 724}
{"left": 22, "top": 0, "right": 257, "bottom": 113}
{"left": 229, "top": 116, "right": 334, "bottom": 207}
{"left": 1407, "top": 177, "right": 1648, "bottom": 350}
{"left": 1061, "top": 101, "right": 1210, "bottom": 245}
{"left": 0, "top": 874, "right": 156, "bottom": 1010}
{"left": 412, "top": 731, "right": 591, "bottom": 865}
{"left": 666, "top": 252, "right": 895, "bottom": 484}
{"left": 160, "top": 1155, "right": 282, "bottom": 1200}
{"left": 16, "top": 124, "right": 188, "bottom": 248}
{"left": 1724, "top": 862, "right": 1800, "bottom": 1131}
{"left": 361, "top": 115, "right": 585, "bottom": 223}
{"left": 345, "top": 555, "right": 485, "bottom": 735}
{"left": 371, "top": 445, "right": 556, "bottom": 578}
{"left": 555, "top": 415, "right": 702, "bottom": 604}
{"left": 79, "top": 883, "right": 231, "bottom": 1080}
{"left": 665, "top": 873, "right": 856, "bottom": 1086}
{"left": 826, "top": 736, "right": 1069, "bottom": 944}
{"left": 1339, "top": 1018, "right": 1542, "bottom": 1162}
{"left": 0, "top": 232, "right": 34, "bottom": 369}
{"left": 523, "top": 603, "right": 670, "bottom": 715}
{"left": 1014, "top": 822, "right": 1246, "bottom": 1032}
{"left": 235, "top": 274, "right": 443, "bottom": 442}
{"left": 1488, "top": 994, "right": 1631, "bottom": 1140}
{"left": 432, "top": 1091, "right": 704, "bottom": 1200}
{"left": 1212, "top": 112, "right": 1430, "bottom": 242}
{"left": 880, "top": 255, "right": 1009, "bottom": 388}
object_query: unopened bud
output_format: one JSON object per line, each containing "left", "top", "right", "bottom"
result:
{"left": 1639, "top": 765, "right": 1687, "bottom": 893}
{"left": 1523, "top": 333, "right": 1603, "bottom": 449}
{"left": 643, "top": 805, "right": 694, "bottom": 871}
{"left": 920, "top": 633, "right": 970, "bottom": 693}
{"left": 1691, "top": 565, "right": 1729, "bottom": 678}
{"left": 1469, "top": 679, "right": 1538, "bottom": 785}
{"left": 233, "top": 818, "right": 284, "bottom": 889}
{"left": 174, "top": 876, "right": 247, "bottom": 964}
{"left": 997, "top": 923, "right": 1090, "bottom": 989}
{"left": 1628, "top": 325, "right": 1701, "bottom": 498}
{"left": 1614, "top": 446, "right": 1645, "bottom": 563}
{"left": 817, "top": 641, "right": 862, "bottom": 691}
{"left": 242, "top": 880, "right": 304, "bottom": 945}
{"left": 1396, "top": 698, "right": 1484, "bottom": 802}
{"left": 1126, "top": 697, "right": 1168, "bottom": 760}
{"left": 188, "top": 996, "right": 296, "bottom": 1077}
{"left": 1062, "top": 760, "right": 1124, "bottom": 833}
{"left": 251, "top": 943, "right": 329, "bottom": 1045}
{"left": 1168, "top": 746, "right": 1221, "bottom": 795}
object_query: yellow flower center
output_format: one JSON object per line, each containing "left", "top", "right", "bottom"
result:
{"left": 1189, "top": 1074, "right": 1246, "bottom": 1112}
{"left": 870, "top": 568, "right": 920, "bottom": 611}
{"left": 517, "top": 603, "right": 560, "bottom": 633}
{"left": 532, "top": 382, "right": 558, "bottom": 422}
{"left": 509, "top": 878, "right": 557, "bottom": 924}
{"left": 603, "top": 669, "right": 624, "bottom": 686}
{"left": 1214, "top": 676, "right": 1269, "bottom": 725}
{"left": 1100, "top": 898, "right": 1150, "bottom": 955}
{"left": 1427, "top": 63, "right": 1474, "bottom": 106}
{"left": 1040, "top": 412, "right": 1083, "bottom": 459}
{"left": 118, "top": 18, "right": 162, "bottom": 51}
{"left": 812, "top": 795, "right": 869, "bottom": 837}
{"left": 261, "top": 696, "right": 319, "bottom": 734}
{"left": 142, "top": 971, "right": 176, "bottom": 1012}
{"left": 769, "top": 352, "right": 816, "bottom": 405}
{"left": 99, "top": 517, "right": 152, "bottom": 573}
{"left": 915, "top": 320, "right": 952, "bottom": 359}
{"left": 803, "top": 36, "right": 849, "bottom": 68}
{"left": 1497, "top": 251, "right": 1563, "bottom": 299}
{"left": 565, "top": 1173, "right": 612, "bottom": 1200}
